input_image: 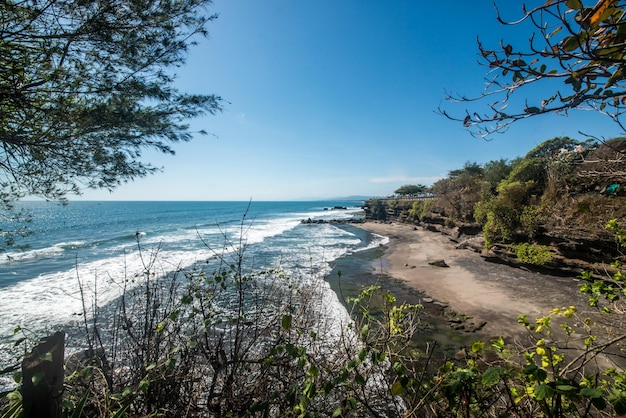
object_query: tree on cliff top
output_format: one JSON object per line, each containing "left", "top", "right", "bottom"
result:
{"left": 440, "top": 0, "right": 626, "bottom": 137}
{"left": 394, "top": 184, "right": 428, "bottom": 197}
{"left": 0, "top": 0, "right": 222, "bottom": 206}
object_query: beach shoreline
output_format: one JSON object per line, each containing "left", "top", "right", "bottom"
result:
{"left": 353, "top": 221, "right": 591, "bottom": 341}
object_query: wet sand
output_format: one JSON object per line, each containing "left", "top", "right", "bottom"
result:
{"left": 354, "top": 221, "right": 591, "bottom": 340}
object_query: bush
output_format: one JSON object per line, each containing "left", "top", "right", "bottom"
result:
{"left": 520, "top": 205, "right": 544, "bottom": 239}
{"left": 515, "top": 242, "right": 553, "bottom": 265}
{"left": 408, "top": 200, "right": 434, "bottom": 222}
{"left": 474, "top": 181, "right": 536, "bottom": 243}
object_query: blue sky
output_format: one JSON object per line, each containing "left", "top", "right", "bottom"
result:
{"left": 79, "top": 1, "right": 625, "bottom": 201}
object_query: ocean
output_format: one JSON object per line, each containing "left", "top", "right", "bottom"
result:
{"left": 0, "top": 200, "right": 388, "bottom": 375}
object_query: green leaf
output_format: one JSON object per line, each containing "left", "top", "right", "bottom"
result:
{"left": 299, "top": 394, "right": 309, "bottom": 411}
{"left": 393, "top": 361, "right": 405, "bottom": 375}
{"left": 31, "top": 372, "right": 45, "bottom": 386}
{"left": 165, "top": 357, "right": 176, "bottom": 370}
{"left": 549, "top": 26, "right": 563, "bottom": 38}
{"left": 525, "top": 106, "right": 541, "bottom": 114}
{"left": 303, "top": 380, "right": 315, "bottom": 398}
{"left": 537, "top": 368, "right": 548, "bottom": 382}
{"left": 391, "top": 380, "right": 405, "bottom": 395}
{"left": 605, "top": 68, "right": 623, "bottom": 89}
{"left": 70, "top": 390, "right": 90, "bottom": 418}
{"left": 491, "top": 336, "right": 505, "bottom": 351}
{"left": 347, "top": 396, "right": 357, "bottom": 410}
{"left": 355, "top": 373, "right": 366, "bottom": 386}
{"left": 482, "top": 367, "right": 503, "bottom": 386}
{"left": 566, "top": 0, "right": 583, "bottom": 10}
{"left": 534, "top": 384, "right": 554, "bottom": 401}
{"left": 139, "top": 378, "right": 150, "bottom": 393}
{"left": 523, "top": 364, "right": 538, "bottom": 375}
{"left": 168, "top": 309, "right": 179, "bottom": 321}
{"left": 580, "top": 387, "right": 603, "bottom": 398}
{"left": 471, "top": 341, "right": 485, "bottom": 353}
{"left": 281, "top": 314, "right": 292, "bottom": 330}
{"left": 323, "top": 380, "right": 334, "bottom": 394}
{"left": 12, "top": 371, "right": 22, "bottom": 384}
{"left": 361, "top": 323, "right": 370, "bottom": 339}
{"left": 110, "top": 403, "right": 131, "bottom": 418}
{"left": 562, "top": 36, "right": 581, "bottom": 52}
{"left": 592, "top": 396, "right": 607, "bottom": 410}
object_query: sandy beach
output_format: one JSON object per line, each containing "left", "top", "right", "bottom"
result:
{"left": 355, "top": 221, "right": 591, "bottom": 340}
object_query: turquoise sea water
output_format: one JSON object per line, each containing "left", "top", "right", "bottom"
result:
{"left": 0, "top": 201, "right": 387, "bottom": 346}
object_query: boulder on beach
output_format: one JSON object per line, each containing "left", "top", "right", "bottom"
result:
{"left": 428, "top": 259, "right": 449, "bottom": 268}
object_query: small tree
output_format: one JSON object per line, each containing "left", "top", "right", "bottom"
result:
{"left": 1, "top": 0, "right": 222, "bottom": 205}
{"left": 394, "top": 184, "right": 427, "bottom": 197}
{"left": 432, "top": 162, "right": 485, "bottom": 221}
{"left": 440, "top": 0, "right": 626, "bottom": 137}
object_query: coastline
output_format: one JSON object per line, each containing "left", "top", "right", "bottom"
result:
{"left": 352, "top": 221, "right": 591, "bottom": 340}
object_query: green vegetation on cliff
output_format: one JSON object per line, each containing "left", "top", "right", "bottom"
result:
{"left": 368, "top": 136, "right": 626, "bottom": 271}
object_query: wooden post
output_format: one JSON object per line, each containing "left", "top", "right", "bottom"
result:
{"left": 21, "top": 331, "right": 65, "bottom": 418}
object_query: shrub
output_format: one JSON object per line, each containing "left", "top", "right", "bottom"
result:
{"left": 408, "top": 201, "right": 423, "bottom": 221}
{"left": 408, "top": 200, "right": 437, "bottom": 224}
{"left": 520, "top": 205, "right": 544, "bottom": 239}
{"left": 475, "top": 181, "right": 536, "bottom": 243}
{"left": 515, "top": 242, "right": 553, "bottom": 265}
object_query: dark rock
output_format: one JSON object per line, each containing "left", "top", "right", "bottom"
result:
{"left": 456, "top": 237, "right": 484, "bottom": 253}
{"left": 428, "top": 259, "right": 449, "bottom": 268}
{"left": 301, "top": 218, "right": 364, "bottom": 225}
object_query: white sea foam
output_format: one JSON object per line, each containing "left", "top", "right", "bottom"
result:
{"left": 353, "top": 232, "right": 389, "bottom": 253}
{"left": 0, "top": 241, "right": 87, "bottom": 265}
{"left": 233, "top": 218, "right": 301, "bottom": 246}
{"left": 0, "top": 225, "right": 347, "bottom": 340}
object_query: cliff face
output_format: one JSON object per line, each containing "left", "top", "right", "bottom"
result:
{"left": 363, "top": 196, "right": 625, "bottom": 278}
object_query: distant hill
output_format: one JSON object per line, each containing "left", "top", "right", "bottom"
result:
{"left": 330, "top": 195, "right": 373, "bottom": 201}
